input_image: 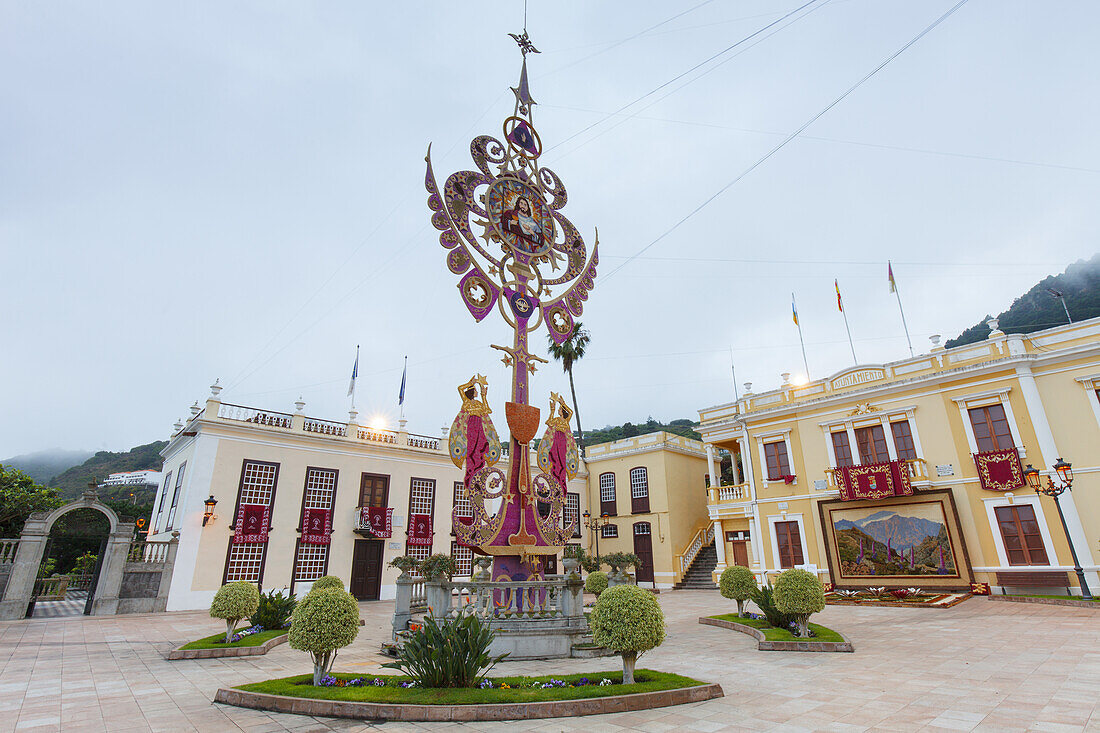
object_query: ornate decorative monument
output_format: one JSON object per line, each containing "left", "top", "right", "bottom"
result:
{"left": 426, "top": 32, "right": 597, "bottom": 588}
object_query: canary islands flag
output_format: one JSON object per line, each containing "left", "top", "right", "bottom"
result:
{"left": 791, "top": 293, "right": 799, "bottom": 326}
{"left": 888, "top": 261, "right": 897, "bottom": 293}
{"left": 835, "top": 279, "right": 844, "bottom": 312}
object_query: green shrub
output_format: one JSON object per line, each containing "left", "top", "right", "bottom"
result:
{"left": 585, "top": 571, "right": 608, "bottom": 596}
{"left": 249, "top": 589, "right": 296, "bottom": 630}
{"left": 719, "top": 566, "right": 757, "bottom": 617}
{"left": 773, "top": 568, "right": 825, "bottom": 637}
{"left": 420, "top": 554, "right": 456, "bottom": 581}
{"left": 602, "top": 552, "right": 640, "bottom": 574}
{"left": 289, "top": 587, "right": 360, "bottom": 685}
{"left": 750, "top": 582, "right": 796, "bottom": 631}
{"left": 383, "top": 608, "right": 508, "bottom": 688}
{"left": 591, "top": 584, "right": 665, "bottom": 684}
{"left": 210, "top": 581, "right": 260, "bottom": 644}
{"left": 389, "top": 555, "right": 421, "bottom": 575}
{"left": 309, "top": 576, "right": 344, "bottom": 593}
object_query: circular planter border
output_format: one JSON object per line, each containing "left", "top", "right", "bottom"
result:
{"left": 167, "top": 633, "right": 288, "bottom": 660}
{"left": 213, "top": 682, "right": 723, "bottom": 721}
{"left": 698, "top": 617, "right": 853, "bottom": 652}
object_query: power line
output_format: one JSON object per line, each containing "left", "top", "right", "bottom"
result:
{"left": 543, "top": 0, "right": 825, "bottom": 155}
{"left": 541, "top": 103, "right": 1100, "bottom": 177}
{"left": 601, "top": 0, "right": 973, "bottom": 283}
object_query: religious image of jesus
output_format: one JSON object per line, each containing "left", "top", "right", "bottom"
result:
{"left": 502, "top": 196, "right": 542, "bottom": 249}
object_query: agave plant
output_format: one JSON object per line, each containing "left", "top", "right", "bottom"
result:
{"left": 382, "top": 607, "right": 508, "bottom": 688}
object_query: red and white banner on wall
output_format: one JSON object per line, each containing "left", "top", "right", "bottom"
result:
{"left": 973, "top": 448, "right": 1026, "bottom": 492}
{"left": 362, "top": 506, "right": 393, "bottom": 538}
{"left": 835, "top": 461, "right": 913, "bottom": 502}
{"left": 233, "top": 504, "right": 270, "bottom": 543}
{"left": 407, "top": 513, "right": 433, "bottom": 546}
{"left": 301, "top": 507, "right": 332, "bottom": 545}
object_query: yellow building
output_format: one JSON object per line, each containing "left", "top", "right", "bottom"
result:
{"left": 697, "top": 317, "right": 1100, "bottom": 596}
{"left": 581, "top": 432, "right": 712, "bottom": 589}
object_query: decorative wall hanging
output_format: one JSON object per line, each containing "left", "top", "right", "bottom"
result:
{"left": 973, "top": 448, "right": 1026, "bottom": 492}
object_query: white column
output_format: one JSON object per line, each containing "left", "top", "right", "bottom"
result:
{"left": 881, "top": 417, "right": 898, "bottom": 460}
{"left": 706, "top": 444, "right": 719, "bottom": 488}
{"left": 740, "top": 430, "right": 764, "bottom": 570}
{"left": 713, "top": 521, "right": 727, "bottom": 568}
{"left": 1015, "top": 365, "right": 1098, "bottom": 589}
{"left": 846, "top": 424, "right": 860, "bottom": 465}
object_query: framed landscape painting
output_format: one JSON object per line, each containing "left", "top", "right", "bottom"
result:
{"left": 817, "top": 489, "right": 973, "bottom": 590}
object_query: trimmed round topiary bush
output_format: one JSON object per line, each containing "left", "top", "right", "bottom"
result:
{"left": 289, "top": 587, "right": 360, "bottom": 685}
{"left": 719, "top": 565, "right": 757, "bottom": 617}
{"left": 584, "top": 570, "right": 608, "bottom": 597}
{"left": 210, "top": 581, "right": 260, "bottom": 644}
{"left": 590, "top": 584, "right": 666, "bottom": 684}
{"left": 773, "top": 568, "right": 825, "bottom": 637}
{"left": 308, "top": 576, "right": 344, "bottom": 593}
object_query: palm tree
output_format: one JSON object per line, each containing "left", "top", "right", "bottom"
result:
{"left": 546, "top": 323, "right": 590, "bottom": 449}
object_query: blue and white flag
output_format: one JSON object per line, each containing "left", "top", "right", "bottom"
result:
{"left": 347, "top": 346, "right": 359, "bottom": 397}
{"left": 398, "top": 356, "right": 407, "bottom": 406}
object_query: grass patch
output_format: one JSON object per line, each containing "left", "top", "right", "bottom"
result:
{"left": 180, "top": 629, "right": 286, "bottom": 650}
{"left": 237, "top": 670, "right": 702, "bottom": 704}
{"left": 710, "top": 614, "right": 844, "bottom": 643}
{"left": 1009, "top": 594, "right": 1099, "bottom": 602}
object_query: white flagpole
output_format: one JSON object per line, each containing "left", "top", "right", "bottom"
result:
{"left": 890, "top": 262, "right": 915, "bottom": 357}
{"left": 729, "top": 346, "right": 740, "bottom": 402}
{"left": 793, "top": 293, "right": 810, "bottom": 379}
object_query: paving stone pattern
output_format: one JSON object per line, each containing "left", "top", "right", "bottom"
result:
{"left": 0, "top": 591, "right": 1098, "bottom": 732}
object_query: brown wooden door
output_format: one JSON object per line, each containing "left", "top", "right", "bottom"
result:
{"left": 633, "top": 523, "right": 654, "bottom": 584}
{"left": 731, "top": 540, "right": 749, "bottom": 568}
{"left": 350, "top": 539, "right": 383, "bottom": 600}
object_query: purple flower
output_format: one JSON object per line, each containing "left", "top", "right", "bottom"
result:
{"left": 319, "top": 675, "right": 337, "bottom": 687}
{"left": 372, "top": 678, "right": 385, "bottom": 687}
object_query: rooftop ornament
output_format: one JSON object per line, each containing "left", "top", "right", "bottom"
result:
{"left": 426, "top": 30, "right": 597, "bottom": 583}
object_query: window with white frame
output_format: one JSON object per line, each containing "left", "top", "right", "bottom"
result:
{"left": 601, "top": 524, "right": 618, "bottom": 538}
{"left": 453, "top": 481, "right": 472, "bottom": 519}
{"left": 166, "top": 462, "right": 187, "bottom": 529}
{"left": 630, "top": 467, "right": 650, "bottom": 513}
{"left": 303, "top": 468, "right": 337, "bottom": 509}
{"left": 407, "top": 544, "right": 431, "bottom": 564}
{"left": 154, "top": 471, "right": 172, "bottom": 531}
{"left": 566, "top": 492, "right": 580, "bottom": 538}
{"left": 223, "top": 459, "right": 279, "bottom": 584}
{"left": 406, "top": 478, "right": 436, "bottom": 557}
{"left": 293, "top": 544, "right": 328, "bottom": 582}
{"left": 225, "top": 543, "right": 265, "bottom": 582}
{"left": 599, "top": 472, "right": 616, "bottom": 515}
{"left": 450, "top": 541, "right": 473, "bottom": 576}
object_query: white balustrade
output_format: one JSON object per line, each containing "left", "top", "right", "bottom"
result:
{"left": 0, "top": 539, "right": 18, "bottom": 564}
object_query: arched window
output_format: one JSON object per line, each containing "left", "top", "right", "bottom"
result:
{"left": 599, "top": 472, "right": 616, "bottom": 516}
{"left": 629, "top": 467, "right": 649, "bottom": 513}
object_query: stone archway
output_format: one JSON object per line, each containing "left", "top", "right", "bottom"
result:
{"left": 0, "top": 491, "right": 135, "bottom": 620}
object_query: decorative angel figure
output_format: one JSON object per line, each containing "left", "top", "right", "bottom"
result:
{"left": 537, "top": 392, "right": 579, "bottom": 492}
{"left": 448, "top": 375, "right": 502, "bottom": 487}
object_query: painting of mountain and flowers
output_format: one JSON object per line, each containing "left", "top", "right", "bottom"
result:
{"left": 830, "top": 501, "right": 958, "bottom": 578}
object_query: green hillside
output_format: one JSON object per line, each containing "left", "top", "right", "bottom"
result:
{"left": 0, "top": 449, "right": 93, "bottom": 484}
{"left": 947, "top": 254, "right": 1100, "bottom": 347}
{"left": 49, "top": 441, "right": 167, "bottom": 501}
{"left": 583, "top": 418, "right": 701, "bottom": 447}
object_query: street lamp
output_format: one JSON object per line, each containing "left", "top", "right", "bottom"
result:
{"left": 202, "top": 496, "right": 219, "bottom": 527}
{"left": 581, "top": 510, "right": 613, "bottom": 558}
{"left": 1024, "top": 459, "right": 1091, "bottom": 600}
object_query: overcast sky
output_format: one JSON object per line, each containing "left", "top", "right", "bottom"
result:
{"left": 3, "top": 1, "right": 1099, "bottom": 457}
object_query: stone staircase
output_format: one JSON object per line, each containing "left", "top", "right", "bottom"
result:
{"left": 673, "top": 542, "right": 719, "bottom": 590}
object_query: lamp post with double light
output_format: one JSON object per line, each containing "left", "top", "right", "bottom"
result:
{"left": 1023, "top": 458, "right": 1092, "bottom": 600}
{"left": 581, "top": 510, "right": 613, "bottom": 559}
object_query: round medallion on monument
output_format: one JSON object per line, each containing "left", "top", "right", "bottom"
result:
{"left": 486, "top": 178, "right": 553, "bottom": 257}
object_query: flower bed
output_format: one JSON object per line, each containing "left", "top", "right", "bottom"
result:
{"left": 699, "top": 615, "right": 853, "bottom": 652}
{"left": 216, "top": 670, "right": 723, "bottom": 721}
{"left": 180, "top": 626, "right": 286, "bottom": 650}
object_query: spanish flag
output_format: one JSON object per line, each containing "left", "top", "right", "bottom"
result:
{"left": 791, "top": 293, "right": 799, "bottom": 326}
{"left": 835, "top": 279, "right": 844, "bottom": 312}
{"left": 888, "top": 261, "right": 897, "bottom": 293}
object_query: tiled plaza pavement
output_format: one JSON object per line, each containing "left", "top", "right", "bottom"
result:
{"left": 0, "top": 591, "right": 1097, "bottom": 732}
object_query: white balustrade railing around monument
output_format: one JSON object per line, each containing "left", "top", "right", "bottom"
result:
{"left": 441, "top": 580, "right": 567, "bottom": 621}
{"left": 409, "top": 579, "right": 427, "bottom": 612}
